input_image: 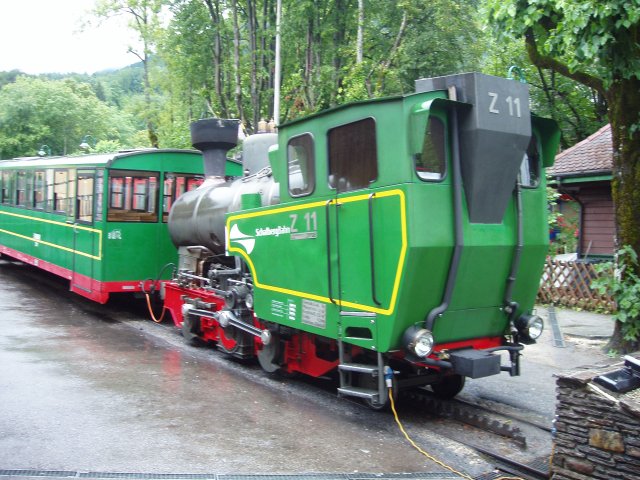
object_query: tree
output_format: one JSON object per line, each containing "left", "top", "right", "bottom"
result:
{"left": 488, "top": 0, "right": 640, "bottom": 353}
{"left": 0, "top": 77, "right": 133, "bottom": 158}
{"left": 93, "top": 0, "right": 164, "bottom": 147}
{"left": 480, "top": 35, "right": 606, "bottom": 148}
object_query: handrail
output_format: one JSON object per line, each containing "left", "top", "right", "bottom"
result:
{"left": 368, "top": 193, "right": 381, "bottom": 306}
{"left": 325, "top": 200, "right": 337, "bottom": 304}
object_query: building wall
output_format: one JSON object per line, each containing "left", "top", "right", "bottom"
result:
{"left": 571, "top": 182, "right": 615, "bottom": 257}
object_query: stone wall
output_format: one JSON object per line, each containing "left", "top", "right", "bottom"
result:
{"left": 551, "top": 357, "right": 640, "bottom": 480}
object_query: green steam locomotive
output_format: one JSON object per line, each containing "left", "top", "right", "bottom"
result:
{"left": 164, "top": 72, "right": 560, "bottom": 408}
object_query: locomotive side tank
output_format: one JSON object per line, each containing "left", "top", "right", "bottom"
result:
{"left": 163, "top": 72, "right": 560, "bottom": 409}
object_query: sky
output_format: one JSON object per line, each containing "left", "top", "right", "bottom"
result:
{"left": 0, "top": 0, "right": 140, "bottom": 75}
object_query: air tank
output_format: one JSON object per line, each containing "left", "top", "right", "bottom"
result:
{"left": 168, "top": 118, "right": 279, "bottom": 254}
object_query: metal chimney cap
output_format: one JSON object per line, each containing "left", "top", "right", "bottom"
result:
{"left": 190, "top": 118, "right": 240, "bottom": 152}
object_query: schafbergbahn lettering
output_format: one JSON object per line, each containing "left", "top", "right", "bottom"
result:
{"left": 255, "top": 226, "right": 291, "bottom": 237}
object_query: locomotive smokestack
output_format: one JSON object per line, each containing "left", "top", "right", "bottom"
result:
{"left": 190, "top": 118, "right": 240, "bottom": 178}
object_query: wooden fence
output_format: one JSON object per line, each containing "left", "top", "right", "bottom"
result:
{"left": 537, "top": 257, "right": 616, "bottom": 312}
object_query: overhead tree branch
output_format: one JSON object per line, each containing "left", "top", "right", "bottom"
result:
{"left": 524, "top": 28, "right": 605, "bottom": 95}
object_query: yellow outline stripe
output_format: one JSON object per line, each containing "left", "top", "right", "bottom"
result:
{"left": 226, "top": 189, "right": 407, "bottom": 315}
{"left": 0, "top": 210, "right": 102, "bottom": 260}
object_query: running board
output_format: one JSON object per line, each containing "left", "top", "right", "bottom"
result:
{"left": 338, "top": 363, "right": 379, "bottom": 375}
{"left": 337, "top": 341, "right": 387, "bottom": 406}
{"left": 337, "top": 386, "right": 378, "bottom": 399}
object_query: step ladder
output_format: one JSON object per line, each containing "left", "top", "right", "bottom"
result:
{"left": 337, "top": 340, "right": 387, "bottom": 407}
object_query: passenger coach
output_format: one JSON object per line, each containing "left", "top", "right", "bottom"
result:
{"left": 0, "top": 149, "right": 241, "bottom": 303}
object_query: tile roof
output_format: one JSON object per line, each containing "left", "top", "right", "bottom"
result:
{"left": 549, "top": 124, "right": 612, "bottom": 176}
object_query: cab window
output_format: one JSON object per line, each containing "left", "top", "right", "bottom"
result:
{"left": 107, "top": 170, "right": 159, "bottom": 222}
{"left": 288, "top": 134, "right": 315, "bottom": 197}
{"left": 411, "top": 115, "right": 447, "bottom": 181}
{"left": 520, "top": 135, "right": 540, "bottom": 188}
{"left": 328, "top": 118, "right": 378, "bottom": 192}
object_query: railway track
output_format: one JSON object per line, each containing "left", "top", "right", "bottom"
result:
{"left": 139, "top": 316, "right": 555, "bottom": 480}
{"left": 10, "top": 269, "right": 552, "bottom": 480}
{"left": 394, "top": 388, "right": 553, "bottom": 480}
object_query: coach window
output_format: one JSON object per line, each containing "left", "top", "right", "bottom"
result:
{"left": 45, "top": 170, "right": 54, "bottom": 211}
{"left": 57, "top": 169, "right": 75, "bottom": 217}
{"left": 328, "top": 118, "right": 378, "bottom": 193}
{"left": 519, "top": 134, "right": 541, "bottom": 188}
{"left": 1, "top": 171, "right": 12, "bottom": 204}
{"left": 162, "top": 173, "right": 203, "bottom": 222}
{"left": 108, "top": 170, "right": 159, "bottom": 222}
{"left": 66, "top": 170, "right": 77, "bottom": 219}
{"left": 411, "top": 112, "right": 447, "bottom": 181}
{"left": 53, "top": 170, "right": 69, "bottom": 214}
{"left": 95, "top": 169, "right": 104, "bottom": 222}
{"left": 288, "top": 134, "right": 315, "bottom": 197}
{"left": 15, "top": 170, "right": 27, "bottom": 207}
{"left": 76, "top": 170, "right": 95, "bottom": 223}
{"left": 33, "top": 170, "right": 46, "bottom": 209}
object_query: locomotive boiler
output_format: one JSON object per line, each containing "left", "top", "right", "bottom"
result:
{"left": 162, "top": 72, "right": 560, "bottom": 409}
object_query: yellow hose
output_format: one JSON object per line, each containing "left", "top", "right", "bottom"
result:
{"left": 388, "top": 387, "right": 523, "bottom": 480}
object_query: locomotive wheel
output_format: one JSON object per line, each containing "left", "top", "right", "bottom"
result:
{"left": 431, "top": 374, "right": 465, "bottom": 399}
{"left": 256, "top": 334, "right": 297, "bottom": 377}
{"left": 257, "top": 336, "right": 281, "bottom": 373}
{"left": 181, "top": 314, "right": 202, "bottom": 346}
{"left": 217, "top": 326, "right": 239, "bottom": 354}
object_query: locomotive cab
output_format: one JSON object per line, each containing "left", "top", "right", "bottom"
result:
{"left": 164, "top": 72, "right": 560, "bottom": 408}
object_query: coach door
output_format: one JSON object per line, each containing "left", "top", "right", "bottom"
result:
{"left": 70, "top": 169, "right": 101, "bottom": 300}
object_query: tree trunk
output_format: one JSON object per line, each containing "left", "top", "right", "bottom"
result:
{"left": 247, "top": 0, "right": 259, "bottom": 131}
{"left": 330, "top": 0, "right": 348, "bottom": 106}
{"left": 304, "top": 17, "right": 315, "bottom": 110}
{"left": 143, "top": 55, "right": 158, "bottom": 148}
{"left": 231, "top": 0, "right": 246, "bottom": 126}
{"left": 260, "top": 0, "right": 270, "bottom": 117}
{"left": 204, "top": 0, "right": 229, "bottom": 118}
{"left": 606, "top": 76, "right": 640, "bottom": 353}
{"left": 356, "top": 0, "right": 364, "bottom": 64}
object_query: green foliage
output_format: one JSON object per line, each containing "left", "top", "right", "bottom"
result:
{"left": 487, "top": 0, "right": 640, "bottom": 87}
{"left": 0, "top": 0, "right": 624, "bottom": 157}
{"left": 546, "top": 186, "right": 580, "bottom": 255}
{"left": 480, "top": 4, "right": 607, "bottom": 148}
{"left": 92, "top": 139, "right": 124, "bottom": 153}
{"left": 547, "top": 185, "right": 561, "bottom": 227}
{"left": 0, "top": 76, "right": 136, "bottom": 159}
{"left": 592, "top": 246, "right": 640, "bottom": 342}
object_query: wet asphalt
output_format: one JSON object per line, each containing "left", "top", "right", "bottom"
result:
{"left": 0, "top": 260, "right": 464, "bottom": 475}
{"left": 0, "top": 259, "right": 613, "bottom": 478}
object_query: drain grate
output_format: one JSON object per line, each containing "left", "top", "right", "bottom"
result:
{"left": 0, "top": 471, "right": 76, "bottom": 478}
{"left": 0, "top": 471, "right": 460, "bottom": 480}
{"left": 80, "top": 474, "right": 216, "bottom": 479}
{"left": 547, "top": 305, "right": 566, "bottom": 348}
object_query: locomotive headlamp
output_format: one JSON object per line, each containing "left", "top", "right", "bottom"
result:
{"left": 403, "top": 326, "right": 434, "bottom": 358}
{"left": 515, "top": 314, "right": 544, "bottom": 344}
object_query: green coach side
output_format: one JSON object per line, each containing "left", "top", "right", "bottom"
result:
{"left": 0, "top": 149, "right": 241, "bottom": 303}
